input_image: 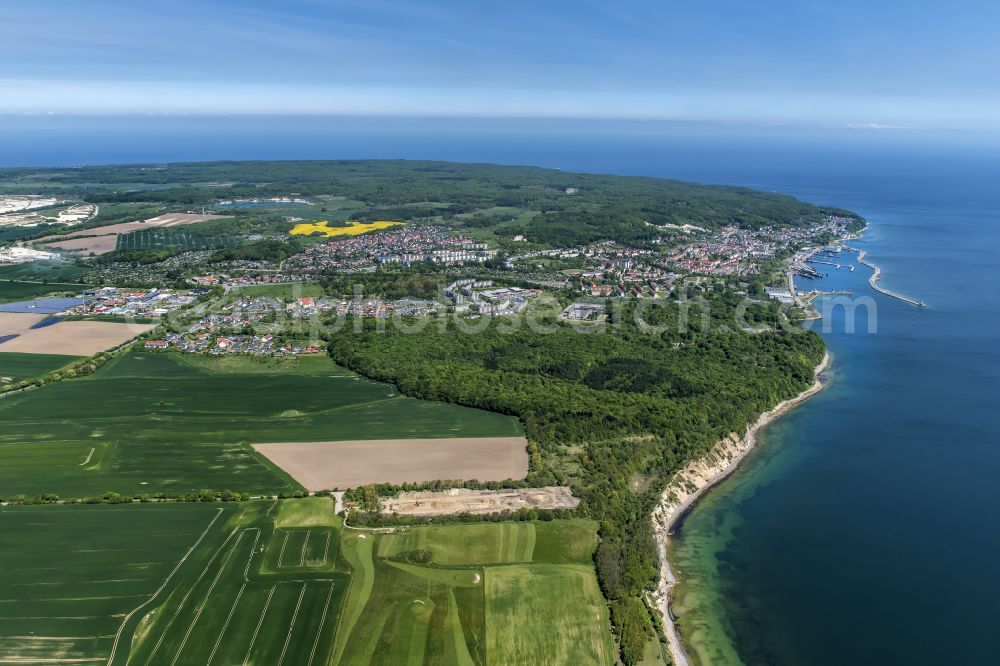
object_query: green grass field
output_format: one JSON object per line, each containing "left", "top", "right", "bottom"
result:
{"left": 374, "top": 519, "right": 601, "bottom": 568}
{"left": 0, "top": 351, "right": 82, "bottom": 383}
{"left": 62, "top": 313, "right": 156, "bottom": 324}
{"left": 131, "top": 509, "right": 610, "bottom": 666}
{"left": 275, "top": 495, "right": 339, "bottom": 527}
{"left": 0, "top": 279, "right": 85, "bottom": 303}
{"left": 485, "top": 564, "right": 613, "bottom": 666}
{"left": 378, "top": 522, "right": 537, "bottom": 565}
{"left": 0, "top": 260, "right": 89, "bottom": 282}
{"left": 0, "top": 502, "right": 230, "bottom": 665}
{"left": 0, "top": 351, "right": 521, "bottom": 498}
{"left": 234, "top": 281, "right": 326, "bottom": 299}
{"left": 124, "top": 500, "right": 349, "bottom": 666}
{"left": 336, "top": 519, "right": 610, "bottom": 666}
{"left": 0, "top": 500, "right": 609, "bottom": 666}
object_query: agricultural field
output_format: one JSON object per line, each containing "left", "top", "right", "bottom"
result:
{"left": 0, "top": 319, "right": 155, "bottom": 355}
{"left": 0, "top": 279, "right": 85, "bottom": 303}
{"left": 0, "top": 351, "right": 521, "bottom": 498}
{"left": 0, "top": 312, "right": 48, "bottom": 339}
{"left": 115, "top": 228, "right": 241, "bottom": 252}
{"left": 40, "top": 212, "right": 230, "bottom": 255}
{"left": 0, "top": 350, "right": 81, "bottom": 383}
{"left": 377, "top": 521, "right": 538, "bottom": 565}
{"left": 333, "top": 518, "right": 612, "bottom": 666}
{"left": 0, "top": 502, "right": 231, "bottom": 665}
{"left": 126, "top": 499, "right": 348, "bottom": 666}
{"left": 0, "top": 498, "right": 608, "bottom": 666}
{"left": 485, "top": 564, "right": 613, "bottom": 665}
{"left": 0, "top": 260, "right": 89, "bottom": 282}
{"left": 290, "top": 220, "right": 404, "bottom": 237}
{"left": 255, "top": 436, "right": 529, "bottom": 489}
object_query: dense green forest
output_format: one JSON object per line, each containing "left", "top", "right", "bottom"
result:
{"left": 319, "top": 268, "right": 444, "bottom": 299}
{"left": 0, "top": 160, "right": 859, "bottom": 247}
{"left": 327, "top": 296, "right": 825, "bottom": 663}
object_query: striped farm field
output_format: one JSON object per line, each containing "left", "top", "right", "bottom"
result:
{"left": 0, "top": 498, "right": 609, "bottom": 666}
{"left": 0, "top": 502, "right": 231, "bottom": 666}
{"left": 127, "top": 500, "right": 349, "bottom": 666}
{"left": 115, "top": 228, "right": 241, "bottom": 252}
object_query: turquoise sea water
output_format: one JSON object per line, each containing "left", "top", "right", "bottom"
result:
{"left": 671, "top": 159, "right": 1000, "bottom": 664}
{"left": 2, "top": 116, "right": 998, "bottom": 663}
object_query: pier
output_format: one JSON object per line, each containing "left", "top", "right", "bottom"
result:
{"left": 807, "top": 258, "right": 854, "bottom": 272}
{"left": 854, "top": 250, "right": 927, "bottom": 307}
{"left": 803, "top": 290, "right": 854, "bottom": 299}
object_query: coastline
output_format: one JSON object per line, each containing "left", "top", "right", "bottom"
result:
{"left": 650, "top": 350, "right": 831, "bottom": 666}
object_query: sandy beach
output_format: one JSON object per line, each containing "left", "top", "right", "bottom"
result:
{"left": 651, "top": 351, "right": 830, "bottom": 666}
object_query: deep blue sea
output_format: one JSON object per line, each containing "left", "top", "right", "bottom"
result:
{"left": 2, "top": 116, "right": 999, "bottom": 664}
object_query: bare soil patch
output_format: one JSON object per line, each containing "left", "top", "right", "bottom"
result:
{"left": 254, "top": 436, "right": 529, "bottom": 490}
{"left": 382, "top": 486, "right": 579, "bottom": 516}
{"left": 0, "top": 320, "right": 154, "bottom": 355}
{"left": 0, "top": 312, "right": 47, "bottom": 338}
{"left": 42, "top": 235, "right": 119, "bottom": 255}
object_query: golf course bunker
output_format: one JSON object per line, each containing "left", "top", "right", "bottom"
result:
{"left": 254, "top": 436, "right": 529, "bottom": 490}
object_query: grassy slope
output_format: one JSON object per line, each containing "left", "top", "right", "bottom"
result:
{"left": 0, "top": 351, "right": 520, "bottom": 498}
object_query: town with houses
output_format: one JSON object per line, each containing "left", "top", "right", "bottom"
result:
{"left": 3, "top": 195, "right": 859, "bottom": 359}
{"left": 284, "top": 226, "right": 498, "bottom": 273}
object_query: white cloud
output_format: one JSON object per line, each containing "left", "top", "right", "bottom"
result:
{"left": 0, "top": 77, "right": 998, "bottom": 132}
{"left": 846, "top": 122, "right": 909, "bottom": 130}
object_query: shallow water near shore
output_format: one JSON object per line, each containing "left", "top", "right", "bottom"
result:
{"left": 670, "top": 156, "right": 1000, "bottom": 665}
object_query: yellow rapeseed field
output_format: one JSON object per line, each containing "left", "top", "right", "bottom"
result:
{"left": 290, "top": 220, "right": 404, "bottom": 237}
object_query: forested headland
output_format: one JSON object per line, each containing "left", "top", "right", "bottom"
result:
{"left": 1, "top": 160, "right": 858, "bottom": 248}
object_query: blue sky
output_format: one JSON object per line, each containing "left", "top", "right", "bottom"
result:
{"left": 2, "top": 0, "right": 998, "bottom": 130}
